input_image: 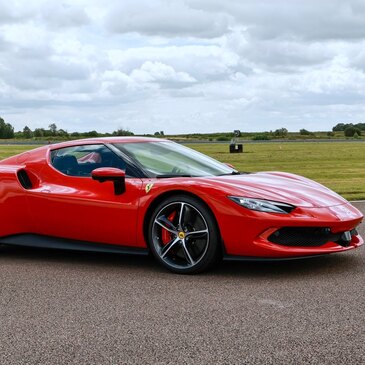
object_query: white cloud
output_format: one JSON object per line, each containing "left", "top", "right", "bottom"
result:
{"left": 130, "top": 61, "right": 196, "bottom": 85}
{"left": 40, "top": 2, "right": 90, "bottom": 29}
{"left": 1, "top": 0, "right": 365, "bottom": 134}
{"left": 107, "top": 45, "right": 240, "bottom": 82}
{"left": 0, "top": 0, "right": 33, "bottom": 24}
{"left": 187, "top": 0, "right": 365, "bottom": 41}
{"left": 106, "top": 0, "right": 230, "bottom": 38}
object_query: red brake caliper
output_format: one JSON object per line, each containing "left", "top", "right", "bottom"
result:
{"left": 161, "top": 211, "right": 177, "bottom": 245}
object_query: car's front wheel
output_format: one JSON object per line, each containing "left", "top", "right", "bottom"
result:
{"left": 148, "top": 195, "right": 221, "bottom": 274}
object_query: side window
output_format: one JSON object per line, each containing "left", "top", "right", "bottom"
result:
{"left": 50, "top": 144, "right": 127, "bottom": 177}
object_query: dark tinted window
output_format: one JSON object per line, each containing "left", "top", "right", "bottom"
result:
{"left": 50, "top": 144, "right": 127, "bottom": 177}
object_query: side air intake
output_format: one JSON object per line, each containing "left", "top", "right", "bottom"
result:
{"left": 17, "top": 169, "right": 33, "bottom": 189}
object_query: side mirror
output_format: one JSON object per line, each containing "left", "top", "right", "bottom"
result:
{"left": 91, "top": 167, "right": 126, "bottom": 195}
{"left": 225, "top": 163, "right": 235, "bottom": 169}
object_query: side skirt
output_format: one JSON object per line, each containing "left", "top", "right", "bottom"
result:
{"left": 0, "top": 234, "right": 149, "bottom": 256}
{"left": 223, "top": 254, "right": 327, "bottom": 262}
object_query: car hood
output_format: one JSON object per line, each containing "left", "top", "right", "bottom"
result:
{"left": 204, "top": 172, "right": 348, "bottom": 208}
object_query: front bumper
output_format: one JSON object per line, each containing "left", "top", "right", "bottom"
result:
{"left": 218, "top": 201, "right": 364, "bottom": 257}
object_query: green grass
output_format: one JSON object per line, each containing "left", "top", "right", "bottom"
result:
{"left": 0, "top": 142, "right": 364, "bottom": 200}
{"left": 0, "top": 145, "right": 43, "bottom": 159}
{"left": 188, "top": 142, "right": 365, "bottom": 201}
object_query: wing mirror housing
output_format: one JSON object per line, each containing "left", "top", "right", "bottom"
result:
{"left": 91, "top": 167, "right": 126, "bottom": 195}
{"left": 225, "top": 163, "right": 235, "bottom": 169}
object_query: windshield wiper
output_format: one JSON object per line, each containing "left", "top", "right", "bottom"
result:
{"left": 218, "top": 171, "right": 241, "bottom": 176}
{"left": 156, "top": 174, "right": 193, "bottom": 178}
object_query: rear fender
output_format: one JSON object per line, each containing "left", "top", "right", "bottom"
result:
{"left": 0, "top": 165, "right": 35, "bottom": 236}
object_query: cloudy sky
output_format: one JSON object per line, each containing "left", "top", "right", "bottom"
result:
{"left": 1, "top": 0, "right": 365, "bottom": 134}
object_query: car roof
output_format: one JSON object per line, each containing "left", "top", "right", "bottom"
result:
{"left": 0, "top": 137, "right": 169, "bottom": 165}
{"left": 48, "top": 136, "right": 167, "bottom": 150}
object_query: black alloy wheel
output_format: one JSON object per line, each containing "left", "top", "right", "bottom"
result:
{"left": 148, "top": 195, "right": 221, "bottom": 274}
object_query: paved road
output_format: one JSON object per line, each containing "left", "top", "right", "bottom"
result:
{"left": 1, "top": 204, "right": 364, "bottom": 365}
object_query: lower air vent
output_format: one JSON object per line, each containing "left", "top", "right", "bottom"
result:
{"left": 268, "top": 227, "right": 357, "bottom": 247}
{"left": 17, "top": 169, "right": 33, "bottom": 189}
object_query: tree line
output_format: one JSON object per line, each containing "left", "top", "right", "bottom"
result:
{"left": 0, "top": 118, "right": 134, "bottom": 139}
{"left": 332, "top": 122, "right": 364, "bottom": 137}
{"left": 1, "top": 116, "right": 364, "bottom": 139}
{"left": 0, "top": 117, "right": 15, "bottom": 138}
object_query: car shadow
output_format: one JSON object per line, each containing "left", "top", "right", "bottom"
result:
{"left": 1, "top": 244, "right": 363, "bottom": 279}
{"left": 213, "top": 251, "right": 364, "bottom": 279}
{"left": 0, "top": 245, "right": 159, "bottom": 271}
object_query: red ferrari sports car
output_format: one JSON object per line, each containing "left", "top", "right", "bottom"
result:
{"left": 0, "top": 137, "right": 363, "bottom": 273}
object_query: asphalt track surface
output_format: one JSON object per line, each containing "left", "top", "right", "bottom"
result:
{"left": 1, "top": 204, "right": 364, "bottom": 365}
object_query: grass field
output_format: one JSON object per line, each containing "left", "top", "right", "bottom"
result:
{"left": 0, "top": 145, "right": 43, "bottom": 159}
{"left": 0, "top": 142, "right": 364, "bottom": 200}
{"left": 189, "top": 142, "right": 365, "bottom": 200}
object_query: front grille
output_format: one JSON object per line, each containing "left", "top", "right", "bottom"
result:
{"left": 268, "top": 227, "right": 357, "bottom": 247}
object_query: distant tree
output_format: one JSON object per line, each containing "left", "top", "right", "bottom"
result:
{"left": 154, "top": 131, "right": 160, "bottom": 136}
{"left": 84, "top": 130, "right": 98, "bottom": 137}
{"left": 333, "top": 122, "right": 365, "bottom": 132}
{"left": 0, "top": 117, "right": 15, "bottom": 139}
{"left": 332, "top": 123, "right": 347, "bottom": 132}
{"left": 49, "top": 123, "right": 57, "bottom": 136}
{"left": 344, "top": 126, "right": 362, "bottom": 137}
{"left": 160, "top": 131, "right": 164, "bottom": 136}
{"left": 23, "top": 126, "right": 33, "bottom": 139}
{"left": 273, "top": 128, "right": 288, "bottom": 137}
{"left": 113, "top": 128, "right": 134, "bottom": 136}
{"left": 14, "top": 131, "right": 24, "bottom": 139}
{"left": 57, "top": 129, "right": 69, "bottom": 137}
{"left": 34, "top": 128, "right": 45, "bottom": 137}
{"left": 299, "top": 129, "right": 312, "bottom": 135}
{"left": 354, "top": 123, "right": 365, "bottom": 131}
{"left": 71, "top": 132, "right": 80, "bottom": 137}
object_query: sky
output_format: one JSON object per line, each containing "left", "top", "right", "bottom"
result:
{"left": 1, "top": 0, "right": 365, "bottom": 134}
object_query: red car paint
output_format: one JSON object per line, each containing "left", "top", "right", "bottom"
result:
{"left": 0, "top": 137, "right": 363, "bottom": 259}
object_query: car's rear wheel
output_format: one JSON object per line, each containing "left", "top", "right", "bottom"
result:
{"left": 148, "top": 195, "right": 221, "bottom": 274}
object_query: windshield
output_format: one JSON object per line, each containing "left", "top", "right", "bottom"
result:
{"left": 113, "top": 141, "right": 237, "bottom": 177}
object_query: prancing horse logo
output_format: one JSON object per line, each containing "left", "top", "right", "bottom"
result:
{"left": 145, "top": 183, "right": 153, "bottom": 194}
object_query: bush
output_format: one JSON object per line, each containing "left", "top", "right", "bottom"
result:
{"left": 333, "top": 122, "right": 365, "bottom": 132}
{"left": 299, "top": 129, "right": 312, "bottom": 135}
{"left": 84, "top": 130, "right": 98, "bottom": 137}
{"left": 344, "top": 126, "right": 362, "bottom": 137}
{"left": 333, "top": 123, "right": 346, "bottom": 132}
{"left": 114, "top": 129, "right": 134, "bottom": 136}
{"left": 216, "top": 136, "right": 230, "bottom": 141}
{"left": 273, "top": 128, "right": 288, "bottom": 137}
{"left": 252, "top": 134, "right": 270, "bottom": 140}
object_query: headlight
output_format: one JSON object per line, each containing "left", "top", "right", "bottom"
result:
{"left": 228, "top": 196, "right": 295, "bottom": 214}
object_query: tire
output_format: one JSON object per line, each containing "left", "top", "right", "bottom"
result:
{"left": 148, "top": 194, "right": 221, "bottom": 274}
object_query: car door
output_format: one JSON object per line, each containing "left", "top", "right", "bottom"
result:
{"left": 28, "top": 144, "right": 144, "bottom": 247}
